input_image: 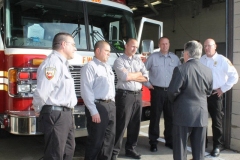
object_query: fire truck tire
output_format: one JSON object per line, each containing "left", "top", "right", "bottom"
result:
{"left": 141, "top": 106, "right": 151, "bottom": 121}
{"left": 0, "top": 129, "right": 10, "bottom": 138}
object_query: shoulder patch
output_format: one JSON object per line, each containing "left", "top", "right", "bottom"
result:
{"left": 45, "top": 67, "right": 56, "bottom": 80}
{"left": 227, "top": 60, "right": 233, "bottom": 66}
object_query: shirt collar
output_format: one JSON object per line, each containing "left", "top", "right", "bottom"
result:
{"left": 205, "top": 52, "right": 218, "bottom": 60}
{"left": 93, "top": 57, "right": 106, "bottom": 66}
{"left": 186, "top": 58, "right": 194, "bottom": 62}
{"left": 53, "top": 50, "right": 68, "bottom": 65}
{"left": 212, "top": 52, "right": 218, "bottom": 60}
{"left": 123, "top": 53, "right": 138, "bottom": 60}
{"left": 159, "top": 51, "right": 172, "bottom": 58}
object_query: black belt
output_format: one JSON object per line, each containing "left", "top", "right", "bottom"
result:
{"left": 94, "top": 99, "right": 112, "bottom": 103}
{"left": 153, "top": 86, "right": 168, "bottom": 91}
{"left": 41, "top": 105, "right": 72, "bottom": 113}
{"left": 117, "top": 89, "right": 141, "bottom": 95}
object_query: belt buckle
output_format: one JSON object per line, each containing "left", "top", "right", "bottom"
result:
{"left": 94, "top": 100, "right": 100, "bottom": 103}
{"left": 132, "top": 91, "right": 139, "bottom": 95}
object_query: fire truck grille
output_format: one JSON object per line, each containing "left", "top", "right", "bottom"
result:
{"left": 69, "top": 65, "right": 82, "bottom": 97}
{"left": 69, "top": 65, "right": 118, "bottom": 98}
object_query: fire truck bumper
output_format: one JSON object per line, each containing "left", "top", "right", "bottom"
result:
{"left": 8, "top": 111, "right": 42, "bottom": 135}
{"left": 73, "top": 105, "right": 88, "bottom": 137}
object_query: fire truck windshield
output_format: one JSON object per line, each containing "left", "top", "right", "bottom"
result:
{"left": 4, "top": 0, "right": 136, "bottom": 52}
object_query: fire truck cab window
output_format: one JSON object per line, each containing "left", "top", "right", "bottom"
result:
{"left": 5, "top": 0, "right": 87, "bottom": 50}
{"left": 87, "top": 3, "right": 136, "bottom": 52}
{"left": 4, "top": 0, "right": 136, "bottom": 52}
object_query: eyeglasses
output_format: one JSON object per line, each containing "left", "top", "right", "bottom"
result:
{"left": 53, "top": 41, "right": 76, "bottom": 47}
{"left": 204, "top": 44, "right": 215, "bottom": 48}
{"left": 65, "top": 41, "right": 76, "bottom": 47}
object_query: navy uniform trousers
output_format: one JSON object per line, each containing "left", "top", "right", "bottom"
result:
{"left": 112, "top": 91, "right": 142, "bottom": 155}
{"left": 39, "top": 109, "right": 75, "bottom": 160}
{"left": 85, "top": 101, "right": 116, "bottom": 160}
{"left": 149, "top": 87, "right": 173, "bottom": 145}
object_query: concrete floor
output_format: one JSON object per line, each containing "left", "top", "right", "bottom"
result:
{"left": 0, "top": 119, "right": 240, "bottom": 160}
{"left": 115, "top": 120, "right": 240, "bottom": 160}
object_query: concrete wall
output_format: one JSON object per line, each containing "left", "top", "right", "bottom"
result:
{"left": 231, "top": 0, "right": 240, "bottom": 151}
{"left": 138, "top": 1, "right": 226, "bottom": 52}
{"left": 136, "top": 0, "right": 226, "bottom": 52}
{"left": 137, "top": 0, "right": 240, "bottom": 151}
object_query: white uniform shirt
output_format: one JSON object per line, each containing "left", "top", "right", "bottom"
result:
{"left": 33, "top": 51, "right": 77, "bottom": 111}
{"left": 200, "top": 53, "right": 238, "bottom": 92}
{"left": 80, "top": 57, "right": 115, "bottom": 116}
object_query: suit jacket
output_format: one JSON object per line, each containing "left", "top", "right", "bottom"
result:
{"left": 167, "top": 59, "right": 213, "bottom": 127}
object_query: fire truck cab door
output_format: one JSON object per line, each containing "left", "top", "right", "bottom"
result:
{"left": 137, "top": 17, "right": 163, "bottom": 49}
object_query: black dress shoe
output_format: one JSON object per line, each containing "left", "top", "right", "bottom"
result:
{"left": 111, "top": 154, "right": 117, "bottom": 160}
{"left": 150, "top": 144, "right": 157, "bottom": 152}
{"left": 165, "top": 143, "right": 173, "bottom": 149}
{"left": 211, "top": 147, "right": 220, "bottom": 157}
{"left": 125, "top": 150, "right": 141, "bottom": 159}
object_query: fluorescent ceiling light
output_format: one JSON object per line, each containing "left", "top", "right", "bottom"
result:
{"left": 144, "top": 0, "right": 161, "bottom": 7}
{"left": 131, "top": 7, "right": 138, "bottom": 11}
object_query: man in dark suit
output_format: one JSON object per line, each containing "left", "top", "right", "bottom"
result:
{"left": 168, "top": 40, "right": 213, "bottom": 160}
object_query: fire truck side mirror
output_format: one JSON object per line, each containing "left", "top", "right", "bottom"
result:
{"left": 141, "top": 40, "right": 154, "bottom": 58}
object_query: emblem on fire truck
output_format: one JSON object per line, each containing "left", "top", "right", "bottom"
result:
{"left": 45, "top": 67, "right": 56, "bottom": 80}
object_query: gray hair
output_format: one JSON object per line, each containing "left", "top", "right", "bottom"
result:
{"left": 184, "top": 40, "right": 202, "bottom": 59}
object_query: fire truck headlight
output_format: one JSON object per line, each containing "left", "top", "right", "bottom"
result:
{"left": 31, "top": 84, "right": 37, "bottom": 92}
{"left": 17, "top": 84, "right": 31, "bottom": 93}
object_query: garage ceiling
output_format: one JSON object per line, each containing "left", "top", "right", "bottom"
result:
{"left": 125, "top": 0, "right": 226, "bottom": 18}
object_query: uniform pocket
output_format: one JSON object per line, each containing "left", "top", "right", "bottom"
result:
{"left": 64, "top": 73, "right": 74, "bottom": 97}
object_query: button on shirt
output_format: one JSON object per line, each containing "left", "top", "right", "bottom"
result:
{"left": 145, "top": 52, "right": 181, "bottom": 87}
{"left": 81, "top": 57, "right": 115, "bottom": 116}
{"left": 113, "top": 54, "right": 149, "bottom": 91}
{"left": 200, "top": 53, "right": 238, "bottom": 92}
{"left": 33, "top": 51, "right": 77, "bottom": 111}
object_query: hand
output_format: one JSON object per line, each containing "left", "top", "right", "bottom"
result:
{"left": 140, "top": 55, "right": 147, "bottom": 62}
{"left": 31, "top": 104, "right": 40, "bottom": 117}
{"left": 92, "top": 113, "right": 101, "bottom": 123}
{"left": 212, "top": 88, "right": 223, "bottom": 97}
{"left": 148, "top": 84, "right": 154, "bottom": 90}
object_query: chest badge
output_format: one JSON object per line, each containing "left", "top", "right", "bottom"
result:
{"left": 45, "top": 67, "right": 56, "bottom": 80}
{"left": 214, "top": 61, "right": 217, "bottom": 66}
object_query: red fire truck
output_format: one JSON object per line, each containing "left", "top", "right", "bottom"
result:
{"left": 0, "top": 0, "right": 163, "bottom": 137}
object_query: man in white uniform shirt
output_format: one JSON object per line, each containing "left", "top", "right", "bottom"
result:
{"left": 200, "top": 38, "right": 238, "bottom": 157}
{"left": 32, "top": 32, "right": 77, "bottom": 160}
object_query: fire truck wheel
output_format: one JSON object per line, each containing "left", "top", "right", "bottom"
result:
{"left": 0, "top": 129, "right": 10, "bottom": 138}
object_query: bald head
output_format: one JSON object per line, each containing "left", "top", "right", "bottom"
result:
{"left": 94, "top": 41, "right": 111, "bottom": 63}
{"left": 204, "top": 38, "right": 217, "bottom": 57}
{"left": 124, "top": 38, "right": 138, "bottom": 57}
